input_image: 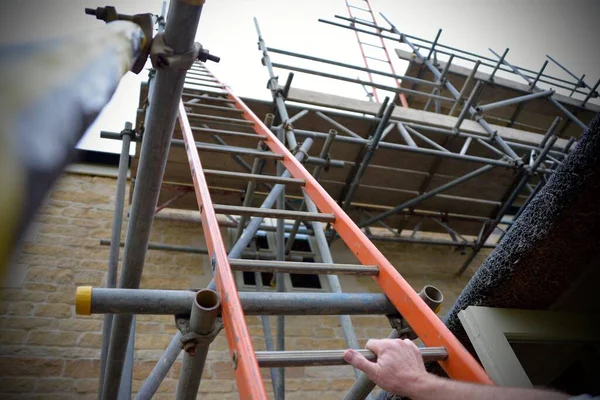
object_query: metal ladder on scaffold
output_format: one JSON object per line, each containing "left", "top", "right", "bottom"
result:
{"left": 77, "top": 57, "right": 492, "bottom": 397}
{"left": 344, "top": 0, "right": 409, "bottom": 107}
{"left": 177, "top": 60, "right": 491, "bottom": 398}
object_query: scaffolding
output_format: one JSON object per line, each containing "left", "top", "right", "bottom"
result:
{"left": 75, "top": 2, "right": 599, "bottom": 400}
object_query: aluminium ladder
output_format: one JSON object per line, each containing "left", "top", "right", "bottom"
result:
{"left": 179, "top": 61, "right": 492, "bottom": 398}
{"left": 344, "top": 0, "right": 409, "bottom": 107}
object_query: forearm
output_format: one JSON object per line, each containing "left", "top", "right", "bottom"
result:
{"left": 406, "top": 374, "right": 569, "bottom": 400}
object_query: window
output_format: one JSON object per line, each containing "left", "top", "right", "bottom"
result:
{"left": 242, "top": 271, "right": 274, "bottom": 287}
{"left": 290, "top": 272, "right": 322, "bottom": 289}
{"left": 230, "top": 227, "right": 330, "bottom": 293}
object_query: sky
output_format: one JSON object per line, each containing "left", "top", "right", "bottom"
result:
{"left": 2, "top": 0, "right": 599, "bottom": 154}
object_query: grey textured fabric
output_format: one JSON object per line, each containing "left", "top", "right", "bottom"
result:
{"left": 445, "top": 112, "right": 600, "bottom": 349}
{"left": 378, "top": 113, "right": 600, "bottom": 400}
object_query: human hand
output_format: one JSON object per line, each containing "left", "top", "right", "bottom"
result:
{"left": 343, "top": 338, "right": 430, "bottom": 397}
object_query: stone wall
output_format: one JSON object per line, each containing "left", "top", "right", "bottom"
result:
{"left": 0, "top": 172, "right": 488, "bottom": 399}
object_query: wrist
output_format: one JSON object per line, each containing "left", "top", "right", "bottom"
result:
{"left": 403, "top": 373, "right": 444, "bottom": 400}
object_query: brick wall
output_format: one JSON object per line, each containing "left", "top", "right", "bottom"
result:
{"left": 0, "top": 172, "right": 489, "bottom": 399}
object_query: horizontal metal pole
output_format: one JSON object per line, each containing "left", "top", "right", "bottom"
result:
{"left": 366, "top": 234, "right": 494, "bottom": 249}
{"left": 228, "top": 258, "right": 379, "bottom": 276}
{"left": 359, "top": 164, "right": 495, "bottom": 228}
{"left": 266, "top": 47, "right": 439, "bottom": 87}
{"left": 84, "top": 289, "right": 398, "bottom": 316}
{"left": 104, "top": 130, "right": 344, "bottom": 169}
{"left": 488, "top": 49, "right": 587, "bottom": 130}
{"left": 476, "top": 89, "right": 554, "bottom": 113}
{"left": 322, "top": 16, "right": 585, "bottom": 94}
{"left": 100, "top": 239, "right": 307, "bottom": 260}
{"left": 279, "top": 99, "right": 567, "bottom": 157}
{"left": 291, "top": 129, "right": 514, "bottom": 168}
{"left": 255, "top": 347, "right": 447, "bottom": 368}
{"left": 213, "top": 204, "right": 335, "bottom": 223}
{"left": 271, "top": 62, "right": 455, "bottom": 103}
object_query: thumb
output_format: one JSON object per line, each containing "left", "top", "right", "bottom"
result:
{"left": 343, "top": 349, "right": 378, "bottom": 380}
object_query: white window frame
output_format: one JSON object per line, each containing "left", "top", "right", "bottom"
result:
{"left": 458, "top": 306, "right": 600, "bottom": 387}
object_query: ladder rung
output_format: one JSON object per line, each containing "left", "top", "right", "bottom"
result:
{"left": 186, "top": 76, "right": 220, "bottom": 84}
{"left": 256, "top": 348, "right": 448, "bottom": 368}
{"left": 190, "top": 65, "right": 208, "bottom": 72}
{"left": 203, "top": 170, "right": 305, "bottom": 186}
{"left": 359, "top": 41, "right": 384, "bottom": 49}
{"left": 186, "top": 72, "right": 218, "bottom": 80}
{"left": 191, "top": 127, "right": 266, "bottom": 141}
{"left": 229, "top": 259, "right": 378, "bottom": 276}
{"left": 185, "top": 80, "right": 224, "bottom": 89}
{"left": 184, "top": 102, "right": 243, "bottom": 113}
{"left": 352, "top": 17, "right": 375, "bottom": 24}
{"left": 182, "top": 92, "right": 234, "bottom": 103}
{"left": 365, "top": 56, "right": 390, "bottom": 63}
{"left": 190, "top": 142, "right": 282, "bottom": 159}
{"left": 213, "top": 204, "right": 336, "bottom": 223}
{"left": 348, "top": 5, "right": 370, "bottom": 12}
{"left": 188, "top": 112, "right": 255, "bottom": 126}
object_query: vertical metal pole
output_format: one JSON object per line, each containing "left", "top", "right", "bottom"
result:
{"left": 454, "top": 81, "right": 482, "bottom": 131}
{"left": 489, "top": 48, "right": 509, "bottom": 81}
{"left": 581, "top": 77, "right": 600, "bottom": 107}
{"left": 342, "top": 103, "right": 395, "bottom": 211}
{"left": 489, "top": 48, "right": 587, "bottom": 130}
{"left": 207, "top": 139, "right": 314, "bottom": 291}
{"left": 118, "top": 316, "right": 135, "bottom": 400}
{"left": 456, "top": 131, "right": 557, "bottom": 276}
{"left": 275, "top": 127, "right": 286, "bottom": 400}
{"left": 102, "top": 2, "right": 204, "bottom": 398}
{"left": 344, "top": 286, "right": 443, "bottom": 400}
{"left": 459, "top": 136, "right": 472, "bottom": 155}
{"left": 135, "top": 332, "right": 183, "bottom": 400}
{"left": 424, "top": 55, "right": 454, "bottom": 112}
{"left": 449, "top": 60, "right": 480, "bottom": 116}
{"left": 303, "top": 193, "right": 363, "bottom": 380}
{"left": 426, "top": 29, "right": 442, "bottom": 60}
{"left": 176, "top": 290, "right": 221, "bottom": 400}
{"left": 254, "top": 18, "right": 298, "bottom": 149}
{"left": 530, "top": 60, "right": 548, "bottom": 90}
{"left": 234, "top": 114, "right": 274, "bottom": 241}
{"left": 254, "top": 271, "right": 281, "bottom": 397}
{"left": 285, "top": 129, "right": 337, "bottom": 254}
{"left": 379, "top": 14, "right": 523, "bottom": 164}
{"left": 98, "top": 125, "right": 131, "bottom": 400}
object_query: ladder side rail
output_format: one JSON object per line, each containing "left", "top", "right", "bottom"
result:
{"left": 178, "top": 101, "right": 268, "bottom": 400}
{"left": 345, "top": 0, "right": 379, "bottom": 102}
{"left": 362, "top": 0, "right": 409, "bottom": 107}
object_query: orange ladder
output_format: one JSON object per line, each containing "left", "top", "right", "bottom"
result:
{"left": 180, "top": 62, "right": 492, "bottom": 398}
{"left": 343, "top": 0, "right": 409, "bottom": 107}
